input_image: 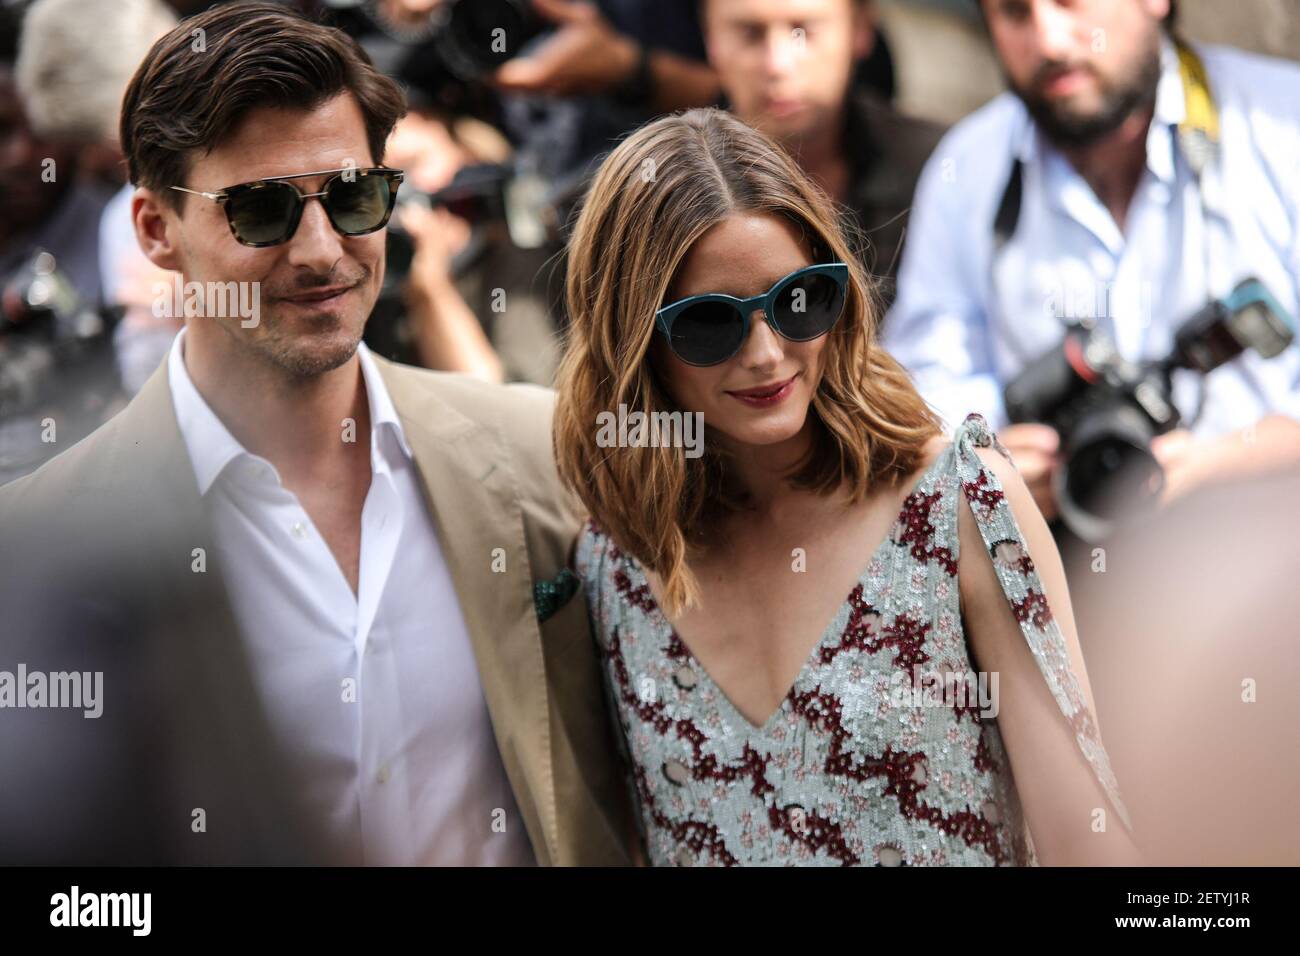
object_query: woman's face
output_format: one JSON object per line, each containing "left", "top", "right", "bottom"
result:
{"left": 651, "top": 212, "right": 833, "bottom": 452}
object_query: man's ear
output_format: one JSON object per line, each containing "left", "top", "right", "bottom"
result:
{"left": 851, "top": 1, "right": 877, "bottom": 62}
{"left": 133, "top": 187, "right": 184, "bottom": 273}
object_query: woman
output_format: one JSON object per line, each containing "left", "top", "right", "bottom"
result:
{"left": 554, "top": 108, "right": 1139, "bottom": 866}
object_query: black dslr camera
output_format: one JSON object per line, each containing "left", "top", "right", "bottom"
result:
{"left": 438, "top": 0, "right": 547, "bottom": 77}
{"left": 1003, "top": 278, "right": 1295, "bottom": 541}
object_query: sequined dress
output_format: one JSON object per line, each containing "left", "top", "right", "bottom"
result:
{"left": 574, "top": 413, "right": 1132, "bottom": 866}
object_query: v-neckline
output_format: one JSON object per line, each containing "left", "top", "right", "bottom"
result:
{"left": 625, "top": 446, "right": 952, "bottom": 736}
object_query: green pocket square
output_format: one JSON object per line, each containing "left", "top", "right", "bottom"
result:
{"left": 533, "top": 568, "right": 579, "bottom": 623}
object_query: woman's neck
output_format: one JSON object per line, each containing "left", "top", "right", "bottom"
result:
{"left": 719, "top": 417, "right": 821, "bottom": 519}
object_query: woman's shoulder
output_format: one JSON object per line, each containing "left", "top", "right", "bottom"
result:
{"left": 573, "top": 517, "right": 608, "bottom": 578}
{"left": 574, "top": 516, "right": 636, "bottom": 588}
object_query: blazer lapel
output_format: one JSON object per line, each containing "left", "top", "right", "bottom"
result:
{"left": 375, "top": 360, "right": 559, "bottom": 865}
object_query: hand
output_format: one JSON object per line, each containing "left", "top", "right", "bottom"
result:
{"left": 492, "top": 0, "right": 640, "bottom": 97}
{"left": 1154, "top": 421, "right": 1263, "bottom": 504}
{"left": 996, "top": 423, "right": 1061, "bottom": 522}
{"left": 400, "top": 203, "right": 471, "bottom": 298}
{"left": 1147, "top": 427, "right": 1192, "bottom": 503}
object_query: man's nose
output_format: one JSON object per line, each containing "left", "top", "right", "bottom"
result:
{"left": 1033, "top": 0, "right": 1081, "bottom": 62}
{"left": 763, "top": 26, "right": 801, "bottom": 76}
{"left": 286, "top": 195, "right": 344, "bottom": 272}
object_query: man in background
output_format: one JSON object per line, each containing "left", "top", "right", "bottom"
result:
{"left": 704, "top": 0, "right": 944, "bottom": 297}
{"left": 887, "top": 0, "right": 1300, "bottom": 520}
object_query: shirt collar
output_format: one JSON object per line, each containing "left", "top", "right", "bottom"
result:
{"left": 1145, "top": 33, "right": 1186, "bottom": 185}
{"left": 167, "top": 326, "right": 414, "bottom": 497}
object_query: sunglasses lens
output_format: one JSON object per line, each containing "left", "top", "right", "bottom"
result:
{"left": 327, "top": 174, "right": 394, "bottom": 235}
{"left": 773, "top": 271, "right": 845, "bottom": 340}
{"left": 669, "top": 301, "right": 745, "bottom": 365}
{"left": 228, "top": 183, "right": 299, "bottom": 245}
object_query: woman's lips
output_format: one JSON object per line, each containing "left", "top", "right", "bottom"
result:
{"left": 725, "top": 374, "right": 797, "bottom": 408}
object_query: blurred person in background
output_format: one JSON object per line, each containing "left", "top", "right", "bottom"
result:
{"left": 13, "top": 0, "right": 179, "bottom": 405}
{"left": 704, "top": 0, "right": 944, "bottom": 301}
{"left": 0, "top": 2, "right": 114, "bottom": 310}
{"left": 887, "top": 0, "right": 1300, "bottom": 527}
{"left": 382, "top": 100, "right": 566, "bottom": 383}
{"left": 1, "top": 0, "right": 177, "bottom": 481}
{"left": 1070, "top": 464, "right": 1300, "bottom": 864}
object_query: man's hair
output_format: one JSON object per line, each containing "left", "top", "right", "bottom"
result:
{"left": 120, "top": 0, "right": 406, "bottom": 205}
{"left": 17, "top": 0, "right": 177, "bottom": 144}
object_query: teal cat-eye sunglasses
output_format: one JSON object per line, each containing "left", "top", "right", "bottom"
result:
{"left": 654, "top": 262, "right": 850, "bottom": 366}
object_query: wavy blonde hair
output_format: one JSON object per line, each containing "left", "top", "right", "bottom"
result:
{"left": 554, "top": 108, "right": 942, "bottom": 616}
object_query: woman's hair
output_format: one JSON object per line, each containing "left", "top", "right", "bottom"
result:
{"left": 554, "top": 107, "right": 942, "bottom": 615}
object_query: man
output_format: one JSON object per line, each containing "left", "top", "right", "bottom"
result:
{"left": 887, "top": 0, "right": 1300, "bottom": 520}
{"left": 703, "top": 0, "right": 944, "bottom": 296}
{"left": 0, "top": 1, "right": 634, "bottom": 866}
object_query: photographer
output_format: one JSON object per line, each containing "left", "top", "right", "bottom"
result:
{"left": 886, "top": 0, "right": 1300, "bottom": 522}
{"left": 381, "top": 102, "right": 563, "bottom": 383}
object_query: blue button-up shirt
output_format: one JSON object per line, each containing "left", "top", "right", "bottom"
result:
{"left": 885, "top": 37, "right": 1300, "bottom": 439}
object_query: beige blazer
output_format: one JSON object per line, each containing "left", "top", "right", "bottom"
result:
{"left": 0, "top": 352, "right": 637, "bottom": 866}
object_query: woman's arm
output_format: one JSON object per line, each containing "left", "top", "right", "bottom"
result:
{"left": 957, "top": 445, "right": 1143, "bottom": 866}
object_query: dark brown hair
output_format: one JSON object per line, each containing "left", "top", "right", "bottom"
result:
{"left": 120, "top": 0, "right": 406, "bottom": 206}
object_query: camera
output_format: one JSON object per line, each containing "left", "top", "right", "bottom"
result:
{"left": 436, "top": 0, "right": 548, "bottom": 79}
{"left": 365, "top": 160, "right": 559, "bottom": 363}
{"left": 1003, "top": 278, "right": 1295, "bottom": 541}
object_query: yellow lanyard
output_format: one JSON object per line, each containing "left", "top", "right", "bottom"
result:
{"left": 1176, "top": 39, "right": 1220, "bottom": 177}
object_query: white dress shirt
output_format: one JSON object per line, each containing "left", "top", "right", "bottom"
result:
{"left": 886, "top": 38, "right": 1300, "bottom": 439}
{"left": 167, "top": 327, "right": 534, "bottom": 865}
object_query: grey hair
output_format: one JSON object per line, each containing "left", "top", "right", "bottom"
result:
{"left": 15, "top": 0, "right": 177, "bottom": 143}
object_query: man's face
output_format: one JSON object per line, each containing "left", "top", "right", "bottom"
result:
{"left": 139, "top": 92, "right": 388, "bottom": 378}
{"left": 983, "top": 0, "right": 1168, "bottom": 147}
{"left": 704, "top": 0, "right": 872, "bottom": 147}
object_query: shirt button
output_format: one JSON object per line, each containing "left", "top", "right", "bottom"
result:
{"left": 290, "top": 521, "right": 307, "bottom": 540}
{"left": 673, "top": 846, "right": 694, "bottom": 867}
{"left": 376, "top": 764, "right": 390, "bottom": 784}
